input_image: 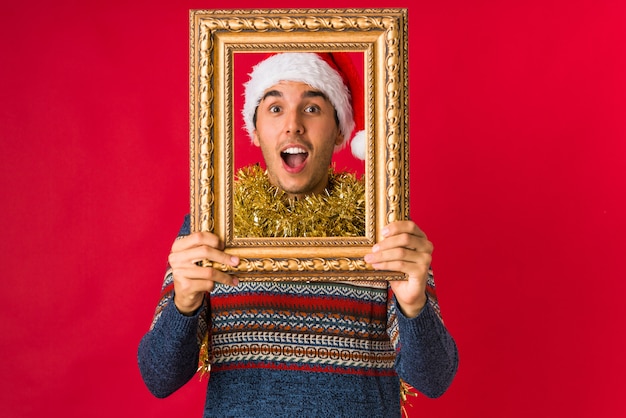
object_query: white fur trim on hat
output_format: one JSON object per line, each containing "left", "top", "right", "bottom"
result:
{"left": 350, "top": 130, "right": 367, "bottom": 160}
{"left": 242, "top": 53, "right": 355, "bottom": 150}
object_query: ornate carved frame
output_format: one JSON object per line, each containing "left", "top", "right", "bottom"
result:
{"left": 189, "top": 8, "right": 409, "bottom": 281}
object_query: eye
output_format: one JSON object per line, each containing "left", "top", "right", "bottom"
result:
{"left": 304, "top": 104, "right": 321, "bottom": 114}
{"left": 268, "top": 104, "right": 281, "bottom": 113}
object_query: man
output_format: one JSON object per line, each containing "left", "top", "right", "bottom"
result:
{"left": 232, "top": 52, "right": 366, "bottom": 238}
{"left": 138, "top": 53, "right": 458, "bottom": 417}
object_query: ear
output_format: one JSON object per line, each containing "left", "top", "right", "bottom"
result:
{"left": 252, "top": 131, "right": 261, "bottom": 147}
{"left": 334, "top": 133, "right": 345, "bottom": 147}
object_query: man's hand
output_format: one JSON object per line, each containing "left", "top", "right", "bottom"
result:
{"left": 364, "top": 221, "right": 433, "bottom": 318}
{"left": 168, "top": 232, "right": 240, "bottom": 315}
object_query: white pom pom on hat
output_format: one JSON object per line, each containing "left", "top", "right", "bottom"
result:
{"left": 350, "top": 130, "right": 367, "bottom": 161}
{"left": 242, "top": 52, "right": 366, "bottom": 160}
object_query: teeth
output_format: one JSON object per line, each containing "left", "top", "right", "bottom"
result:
{"left": 282, "top": 147, "right": 307, "bottom": 154}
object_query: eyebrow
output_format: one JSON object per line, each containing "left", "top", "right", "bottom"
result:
{"left": 260, "top": 89, "right": 328, "bottom": 102}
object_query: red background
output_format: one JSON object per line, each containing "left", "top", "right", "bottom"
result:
{"left": 1, "top": 1, "right": 625, "bottom": 417}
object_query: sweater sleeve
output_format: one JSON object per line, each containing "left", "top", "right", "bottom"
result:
{"left": 137, "top": 297, "right": 204, "bottom": 398}
{"left": 389, "top": 269, "right": 459, "bottom": 398}
{"left": 137, "top": 215, "right": 208, "bottom": 398}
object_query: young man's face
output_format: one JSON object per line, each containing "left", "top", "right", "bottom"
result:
{"left": 252, "top": 81, "right": 345, "bottom": 199}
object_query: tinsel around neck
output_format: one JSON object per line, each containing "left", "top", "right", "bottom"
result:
{"left": 233, "top": 164, "right": 365, "bottom": 238}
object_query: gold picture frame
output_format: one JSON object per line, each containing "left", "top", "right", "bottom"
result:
{"left": 189, "top": 8, "right": 409, "bottom": 281}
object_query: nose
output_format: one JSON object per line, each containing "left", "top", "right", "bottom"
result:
{"left": 284, "top": 109, "right": 304, "bottom": 135}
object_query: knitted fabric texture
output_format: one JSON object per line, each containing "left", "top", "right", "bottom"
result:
{"left": 138, "top": 215, "right": 458, "bottom": 417}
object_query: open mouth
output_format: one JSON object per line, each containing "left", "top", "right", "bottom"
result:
{"left": 281, "top": 146, "right": 309, "bottom": 170}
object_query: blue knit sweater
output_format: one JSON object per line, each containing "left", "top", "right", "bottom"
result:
{"left": 138, "top": 216, "right": 458, "bottom": 417}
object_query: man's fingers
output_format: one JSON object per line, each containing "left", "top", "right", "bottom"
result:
{"left": 383, "top": 220, "right": 425, "bottom": 239}
{"left": 171, "top": 231, "right": 223, "bottom": 253}
{"left": 169, "top": 241, "right": 239, "bottom": 268}
{"left": 373, "top": 233, "right": 434, "bottom": 255}
{"left": 366, "top": 246, "right": 432, "bottom": 267}
{"left": 175, "top": 264, "right": 239, "bottom": 288}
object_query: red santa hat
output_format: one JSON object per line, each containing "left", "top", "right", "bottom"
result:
{"left": 242, "top": 52, "right": 366, "bottom": 160}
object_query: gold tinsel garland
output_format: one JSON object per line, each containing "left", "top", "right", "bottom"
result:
{"left": 233, "top": 164, "right": 365, "bottom": 238}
